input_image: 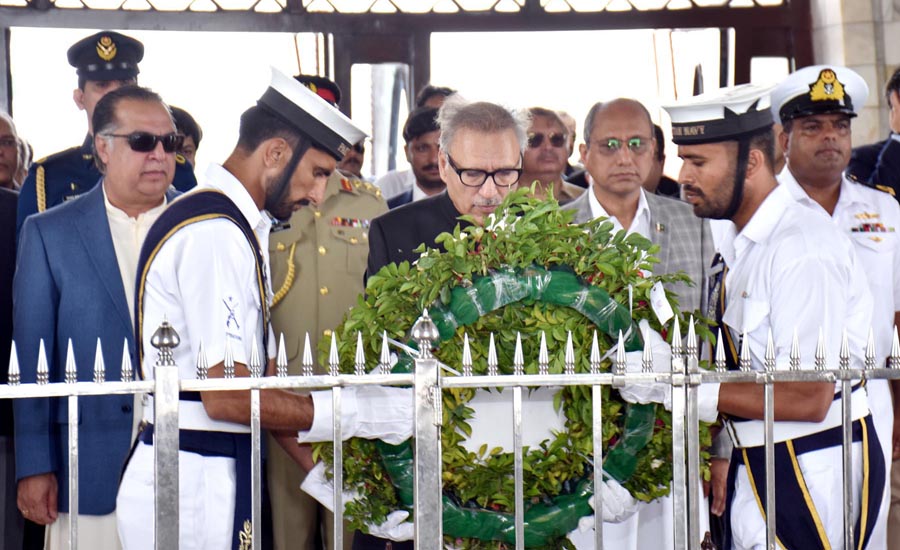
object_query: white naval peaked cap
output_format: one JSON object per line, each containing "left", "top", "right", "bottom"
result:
{"left": 769, "top": 64, "right": 869, "bottom": 124}
{"left": 662, "top": 83, "right": 776, "bottom": 145}
{"left": 257, "top": 67, "right": 367, "bottom": 160}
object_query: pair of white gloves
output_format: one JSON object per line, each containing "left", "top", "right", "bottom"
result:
{"left": 295, "top": 322, "right": 719, "bottom": 539}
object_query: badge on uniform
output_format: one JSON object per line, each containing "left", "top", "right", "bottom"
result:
{"left": 851, "top": 221, "right": 894, "bottom": 233}
{"left": 331, "top": 217, "right": 370, "bottom": 228}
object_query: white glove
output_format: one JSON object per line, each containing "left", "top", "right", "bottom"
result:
{"left": 366, "top": 510, "right": 415, "bottom": 541}
{"left": 298, "top": 386, "right": 413, "bottom": 444}
{"left": 617, "top": 321, "right": 720, "bottom": 423}
{"left": 300, "top": 461, "right": 360, "bottom": 512}
{"left": 576, "top": 478, "right": 639, "bottom": 527}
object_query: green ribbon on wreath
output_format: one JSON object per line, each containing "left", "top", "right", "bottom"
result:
{"left": 369, "top": 266, "right": 658, "bottom": 546}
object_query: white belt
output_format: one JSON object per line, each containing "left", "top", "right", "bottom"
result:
{"left": 727, "top": 388, "right": 869, "bottom": 448}
{"left": 143, "top": 395, "right": 251, "bottom": 434}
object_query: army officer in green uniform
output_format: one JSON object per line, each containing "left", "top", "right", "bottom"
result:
{"left": 267, "top": 74, "right": 387, "bottom": 550}
{"left": 16, "top": 30, "right": 196, "bottom": 233}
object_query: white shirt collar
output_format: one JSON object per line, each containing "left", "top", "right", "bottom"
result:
{"left": 201, "top": 164, "right": 268, "bottom": 233}
{"left": 586, "top": 173, "right": 651, "bottom": 235}
{"left": 778, "top": 166, "right": 868, "bottom": 216}
{"left": 722, "top": 184, "right": 792, "bottom": 264}
{"left": 102, "top": 182, "right": 167, "bottom": 221}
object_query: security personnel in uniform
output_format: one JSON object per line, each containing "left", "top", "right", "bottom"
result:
{"left": 267, "top": 74, "right": 386, "bottom": 550}
{"left": 15, "top": 30, "right": 196, "bottom": 233}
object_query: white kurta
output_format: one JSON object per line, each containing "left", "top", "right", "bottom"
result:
{"left": 778, "top": 168, "right": 900, "bottom": 548}
{"left": 117, "top": 164, "right": 274, "bottom": 550}
{"left": 373, "top": 168, "right": 415, "bottom": 200}
{"left": 719, "top": 184, "right": 874, "bottom": 550}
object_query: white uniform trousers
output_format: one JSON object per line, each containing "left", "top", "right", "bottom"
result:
{"left": 117, "top": 442, "right": 235, "bottom": 550}
{"left": 730, "top": 442, "right": 864, "bottom": 550}
{"left": 868, "top": 379, "right": 892, "bottom": 549}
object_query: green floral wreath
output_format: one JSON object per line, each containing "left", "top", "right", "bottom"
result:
{"left": 317, "top": 190, "right": 713, "bottom": 549}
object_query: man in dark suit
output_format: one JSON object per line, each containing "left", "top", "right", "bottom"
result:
{"left": 13, "top": 86, "right": 180, "bottom": 549}
{"left": 361, "top": 98, "right": 527, "bottom": 550}
{"left": 368, "top": 97, "right": 527, "bottom": 278}
{"left": 0, "top": 183, "right": 23, "bottom": 550}
{"left": 847, "top": 66, "right": 900, "bottom": 198}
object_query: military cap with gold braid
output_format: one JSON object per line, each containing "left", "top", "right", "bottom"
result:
{"left": 770, "top": 64, "right": 869, "bottom": 124}
{"left": 67, "top": 31, "right": 143, "bottom": 81}
{"left": 258, "top": 68, "right": 365, "bottom": 161}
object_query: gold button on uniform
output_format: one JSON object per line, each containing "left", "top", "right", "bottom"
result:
{"left": 349, "top": 237, "right": 358, "bottom": 244}
{"left": 276, "top": 242, "right": 286, "bottom": 251}
{"left": 323, "top": 329, "right": 332, "bottom": 338}
{"left": 320, "top": 287, "right": 329, "bottom": 295}
{"left": 318, "top": 246, "right": 327, "bottom": 255}
{"left": 314, "top": 211, "right": 322, "bottom": 218}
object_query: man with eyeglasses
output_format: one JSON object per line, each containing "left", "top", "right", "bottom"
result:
{"left": 13, "top": 85, "right": 181, "bottom": 550}
{"left": 367, "top": 97, "right": 527, "bottom": 280}
{"left": 771, "top": 64, "right": 899, "bottom": 549}
{"left": 564, "top": 98, "right": 714, "bottom": 550}
{"left": 15, "top": 30, "right": 196, "bottom": 235}
{"left": 520, "top": 107, "right": 584, "bottom": 204}
{"left": 385, "top": 107, "right": 445, "bottom": 209}
{"left": 564, "top": 98, "right": 714, "bottom": 313}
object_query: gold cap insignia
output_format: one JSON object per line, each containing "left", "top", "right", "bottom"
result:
{"left": 809, "top": 69, "right": 845, "bottom": 102}
{"left": 96, "top": 36, "right": 117, "bottom": 62}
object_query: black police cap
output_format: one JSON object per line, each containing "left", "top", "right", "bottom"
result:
{"left": 67, "top": 31, "right": 144, "bottom": 82}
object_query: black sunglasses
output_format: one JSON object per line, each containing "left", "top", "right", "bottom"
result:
{"left": 103, "top": 132, "right": 184, "bottom": 153}
{"left": 527, "top": 132, "right": 567, "bottom": 149}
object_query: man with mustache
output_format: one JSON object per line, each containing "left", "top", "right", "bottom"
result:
{"left": 662, "top": 83, "right": 882, "bottom": 550}
{"left": 565, "top": 98, "right": 714, "bottom": 312}
{"left": 117, "top": 69, "right": 410, "bottom": 550}
{"left": 520, "top": 107, "right": 584, "bottom": 204}
{"left": 367, "top": 97, "right": 527, "bottom": 277}
{"left": 16, "top": 31, "right": 196, "bottom": 234}
{"left": 563, "top": 97, "right": 714, "bottom": 550}
{"left": 386, "top": 107, "right": 445, "bottom": 208}
{"left": 771, "top": 64, "right": 899, "bottom": 549}
{"left": 14, "top": 86, "right": 181, "bottom": 549}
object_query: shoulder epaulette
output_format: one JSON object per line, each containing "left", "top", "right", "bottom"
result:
{"left": 33, "top": 145, "right": 83, "bottom": 166}
{"left": 846, "top": 172, "right": 896, "bottom": 196}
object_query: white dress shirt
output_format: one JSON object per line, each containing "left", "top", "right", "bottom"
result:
{"left": 719, "top": 184, "right": 872, "bottom": 445}
{"left": 374, "top": 169, "right": 415, "bottom": 200}
{"left": 140, "top": 163, "right": 273, "bottom": 433}
{"left": 586, "top": 179, "right": 652, "bottom": 238}
{"left": 103, "top": 187, "right": 167, "bottom": 322}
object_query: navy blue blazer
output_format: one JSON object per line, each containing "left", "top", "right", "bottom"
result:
{"left": 13, "top": 183, "right": 177, "bottom": 515}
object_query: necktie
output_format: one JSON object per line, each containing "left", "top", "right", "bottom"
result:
{"left": 709, "top": 253, "right": 739, "bottom": 370}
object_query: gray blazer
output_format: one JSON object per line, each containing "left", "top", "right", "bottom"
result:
{"left": 563, "top": 190, "right": 715, "bottom": 314}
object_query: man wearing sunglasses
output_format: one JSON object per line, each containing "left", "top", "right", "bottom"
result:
{"left": 367, "top": 97, "right": 527, "bottom": 281}
{"left": 563, "top": 99, "right": 715, "bottom": 550}
{"left": 520, "top": 107, "right": 585, "bottom": 204}
{"left": 13, "top": 85, "right": 181, "bottom": 550}
{"left": 15, "top": 30, "right": 197, "bottom": 235}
